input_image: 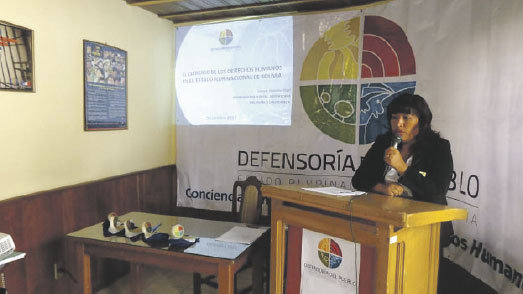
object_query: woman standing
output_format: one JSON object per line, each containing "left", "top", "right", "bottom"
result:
{"left": 352, "top": 93, "right": 457, "bottom": 292}
{"left": 352, "top": 93, "right": 496, "bottom": 293}
{"left": 352, "top": 93, "right": 454, "bottom": 245}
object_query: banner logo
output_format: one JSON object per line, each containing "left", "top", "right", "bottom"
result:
{"left": 300, "top": 16, "right": 416, "bottom": 144}
{"left": 318, "top": 238, "right": 343, "bottom": 269}
{"left": 219, "top": 29, "right": 233, "bottom": 45}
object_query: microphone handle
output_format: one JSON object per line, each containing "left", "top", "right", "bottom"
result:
{"left": 391, "top": 135, "right": 402, "bottom": 149}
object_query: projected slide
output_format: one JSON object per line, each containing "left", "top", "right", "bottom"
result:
{"left": 175, "top": 16, "right": 293, "bottom": 125}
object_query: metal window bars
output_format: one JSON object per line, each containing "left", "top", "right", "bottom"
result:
{"left": 0, "top": 22, "right": 33, "bottom": 91}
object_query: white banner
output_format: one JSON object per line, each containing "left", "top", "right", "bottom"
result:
{"left": 301, "top": 229, "right": 360, "bottom": 293}
{"left": 176, "top": 0, "right": 523, "bottom": 292}
{"left": 176, "top": 9, "right": 361, "bottom": 212}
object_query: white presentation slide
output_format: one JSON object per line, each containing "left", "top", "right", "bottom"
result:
{"left": 175, "top": 16, "right": 293, "bottom": 125}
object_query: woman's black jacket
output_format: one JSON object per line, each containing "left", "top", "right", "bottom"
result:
{"left": 352, "top": 133, "right": 454, "bottom": 247}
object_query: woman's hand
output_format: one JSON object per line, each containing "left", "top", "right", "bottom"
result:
{"left": 385, "top": 183, "right": 404, "bottom": 196}
{"left": 372, "top": 183, "right": 404, "bottom": 196}
{"left": 384, "top": 147, "right": 408, "bottom": 175}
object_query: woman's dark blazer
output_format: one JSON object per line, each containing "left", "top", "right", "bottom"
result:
{"left": 352, "top": 132, "right": 454, "bottom": 247}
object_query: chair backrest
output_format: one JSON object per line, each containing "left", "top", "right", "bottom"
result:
{"left": 232, "top": 176, "right": 263, "bottom": 225}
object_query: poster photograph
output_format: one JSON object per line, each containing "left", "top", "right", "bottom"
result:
{"left": 83, "top": 40, "right": 127, "bottom": 130}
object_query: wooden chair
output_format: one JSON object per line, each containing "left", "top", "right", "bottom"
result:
{"left": 232, "top": 176, "right": 264, "bottom": 225}
{"left": 193, "top": 176, "right": 269, "bottom": 294}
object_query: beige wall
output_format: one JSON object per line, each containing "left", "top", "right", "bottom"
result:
{"left": 0, "top": 0, "right": 175, "bottom": 200}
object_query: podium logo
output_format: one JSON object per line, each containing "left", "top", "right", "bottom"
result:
{"left": 318, "top": 238, "right": 343, "bottom": 269}
{"left": 219, "top": 29, "right": 233, "bottom": 45}
{"left": 299, "top": 16, "right": 417, "bottom": 144}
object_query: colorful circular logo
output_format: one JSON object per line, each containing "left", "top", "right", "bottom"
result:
{"left": 172, "top": 224, "right": 184, "bottom": 239}
{"left": 318, "top": 238, "right": 343, "bottom": 269}
{"left": 219, "top": 29, "right": 233, "bottom": 45}
{"left": 300, "top": 16, "right": 416, "bottom": 144}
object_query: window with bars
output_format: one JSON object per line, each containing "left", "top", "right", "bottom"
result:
{"left": 0, "top": 21, "right": 33, "bottom": 91}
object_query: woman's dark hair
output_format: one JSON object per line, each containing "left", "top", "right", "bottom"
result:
{"left": 387, "top": 93, "right": 433, "bottom": 135}
{"left": 386, "top": 93, "right": 441, "bottom": 150}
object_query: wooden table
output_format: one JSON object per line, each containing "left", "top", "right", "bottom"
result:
{"left": 67, "top": 212, "right": 268, "bottom": 294}
{"left": 262, "top": 185, "right": 467, "bottom": 294}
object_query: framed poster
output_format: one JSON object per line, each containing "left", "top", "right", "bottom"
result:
{"left": 83, "top": 40, "right": 127, "bottom": 131}
{"left": 0, "top": 21, "right": 33, "bottom": 91}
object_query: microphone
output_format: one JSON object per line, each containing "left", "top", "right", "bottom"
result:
{"left": 391, "top": 135, "right": 402, "bottom": 149}
{"left": 384, "top": 135, "right": 402, "bottom": 176}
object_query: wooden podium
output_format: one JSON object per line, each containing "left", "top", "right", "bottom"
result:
{"left": 261, "top": 185, "right": 467, "bottom": 294}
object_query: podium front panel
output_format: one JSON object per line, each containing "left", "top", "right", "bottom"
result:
{"left": 263, "top": 185, "right": 466, "bottom": 294}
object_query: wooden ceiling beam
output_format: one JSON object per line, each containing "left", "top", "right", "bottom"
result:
{"left": 127, "top": 0, "right": 182, "bottom": 7}
{"left": 160, "top": 0, "right": 353, "bottom": 22}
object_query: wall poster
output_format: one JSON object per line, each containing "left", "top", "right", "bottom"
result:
{"left": 0, "top": 21, "right": 33, "bottom": 91}
{"left": 83, "top": 40, "right": 127, "bottom": 130}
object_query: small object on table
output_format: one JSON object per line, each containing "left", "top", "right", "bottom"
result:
{"left": 102, "top": 212, "right": 125, "bottom": 237}
{"left": 168, "top": 224, "right": 198, "bottom": 250}
{"left": 142, "top": 222, "right": 169, "bottom": 247}
{"left": 124, "top": 220, "right": 143, "bottom": 242}
{"left": 171, "top": 224, "right": 184, "bottom": 239}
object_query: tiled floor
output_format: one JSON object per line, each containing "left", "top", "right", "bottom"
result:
{"left": 96, "top": 265, "right": 255, "bottom": 294}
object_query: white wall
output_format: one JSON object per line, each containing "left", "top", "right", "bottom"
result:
{"left": 0, "top": 0, "right": 175, "bottom": 199}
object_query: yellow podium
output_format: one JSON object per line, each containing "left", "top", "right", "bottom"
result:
{"left": 261, "top": 185, "right": 467, "bottom": 294}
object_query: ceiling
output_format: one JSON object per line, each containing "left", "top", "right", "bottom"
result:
{"left": 125, "top": 0, "right": 383, "bottom": 25}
